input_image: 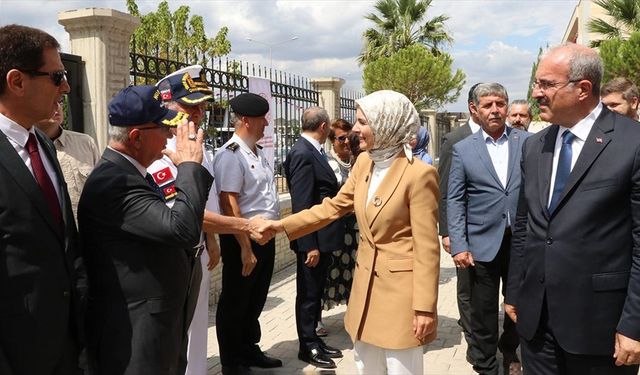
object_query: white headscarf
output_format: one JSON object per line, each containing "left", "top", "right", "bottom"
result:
{"left": 355, "top": 90, "right": 420, "bottom": 163}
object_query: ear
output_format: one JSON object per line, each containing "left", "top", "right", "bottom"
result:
{"left": 631, "top": 97, "right": 639, "bottom": 111}
{"left": 128, "top": 128, "right": 142, "bottom": 147}
{"left": 469, "top": 102, "right": 478, "bottom": 115}
{"left": 576, "top": 80, "right": 593, "bottom": 101}
{"left": 5, "top": 69, "right": 26, "bottom": 96}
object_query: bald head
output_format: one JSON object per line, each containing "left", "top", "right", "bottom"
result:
{"left": 532, "top": 43, "right": 603, "bottom": 127}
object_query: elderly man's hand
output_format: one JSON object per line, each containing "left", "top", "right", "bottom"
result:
{"left": 247, "top": 216, "right": 276, "bottom": 245}
{"left": 163, "top": 119, "right": 203, "bottom": 165}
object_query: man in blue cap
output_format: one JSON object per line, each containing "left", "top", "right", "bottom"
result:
{"left": 79, "top": 85, "right": 213, "bottom": 375}
{"left": 150, "top": 66, "right": 269, "bottom": 375}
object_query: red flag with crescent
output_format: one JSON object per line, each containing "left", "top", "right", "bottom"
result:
{"left": 152, "top": 167, "right": 174, "bottom": 185}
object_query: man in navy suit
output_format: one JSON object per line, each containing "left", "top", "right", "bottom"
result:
{"left": 284, "top": 107, "right": 344, "bottom": 369}
{"left": 505, "top": 43, "right": 640, "bottom": 374}
{"left": 448, "top": 83, "right": 529, "bottom": 375}
{"left": 0, "top": 24, "right": 84, "bottom": 374}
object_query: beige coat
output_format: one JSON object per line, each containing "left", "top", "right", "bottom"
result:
{"left": 282, "top": 153, "right": 440, "bottom": 349}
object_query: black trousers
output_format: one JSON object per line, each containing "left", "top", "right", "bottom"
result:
{"left": 457, "top": 266, "right": 478, "bottom": 362}
{"left": 521, "top": 297, "right": 639, "bottom": 375}
{"left": 295, "top": 251, "right": 332, "bottom": 351}
{"left": 178, "top": 253, "right": 202, "bottom": 374}
{"left": 216, "top": 235, "right": 275, "bottom": 366}
{"left": 468, "top": 230, "right": 519, "bottom": 375}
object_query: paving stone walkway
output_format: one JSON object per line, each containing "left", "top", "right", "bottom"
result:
{"left": 205, "top": 253, "right": 483, "bottom": 374}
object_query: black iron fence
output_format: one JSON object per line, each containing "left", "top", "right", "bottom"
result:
{"left": 339, "top": 90, "right": 362, "bottom": 125}
{"left": 129, "top": 39, "right": 320, "bottom": 192}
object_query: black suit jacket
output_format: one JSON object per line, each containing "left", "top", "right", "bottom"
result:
{"left": 0, "top": 128, "right": 82, "bottom": 375}
{"left": 437, "top": 122, "right": 472, "bottom": 236}
{"left": 79, "top": 148, "right": 212, "bottom": 374}
{"left": 284, "top": 137, "right": 344, "bottom": 253}
{"left": 505, "top": 107, "right": 640, "bottom": 355}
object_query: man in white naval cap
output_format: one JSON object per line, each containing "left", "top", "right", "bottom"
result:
{"left": 148, "top": 65, "right": 267, "bottom": 375}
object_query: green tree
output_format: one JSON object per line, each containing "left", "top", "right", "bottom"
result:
{"left": 363, "top": 44, "right": 465, "bottom": 109}
{"left": 599, "top": 31, "right": 640, "bottom": 88}
{"left": 358, "top": 0, "right": 452, "bottom": 65}
{"left": 588, "top": 0, "right": 640, "bottom": 47}
{"left": 126, "top": 0, "right": 231, "bottom": 65}
{"left": 526, "top": 47, "right": 544, "bottom": 120}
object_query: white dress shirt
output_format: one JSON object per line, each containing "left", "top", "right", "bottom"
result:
{"left": 0, "top": 113, "right": 61, "bottom": 203}
{"left": 482, "top": 127, "right": 509, "bottom": 189}
{"left": 468, "top": 117, "right": 481, "bottom": 134}
{"left": 367, "top": 153, "right": 396, "bottom": 204}
{"left": 301, "top": 133, "right": 323, "bottom": 155}
{"left": 547, "top": 103, "right": 603, "bottom": 206}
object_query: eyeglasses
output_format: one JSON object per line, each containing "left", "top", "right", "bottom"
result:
{"left": 22, "top": 70, "right": 68, "bottom": 86}
{"left": 336, "top": 135, "right": 349, "bottom": 143}
{"left": 531, "top": 79, "right": 582, "bottom": 92}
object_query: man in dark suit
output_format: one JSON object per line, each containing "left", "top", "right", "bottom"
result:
{"left": 437, "top": 83, "right": 481, "bottom": 365}
{"left": 79, "top": 85, "right": 212, "bottom": 375}
{"left": 0, "top": 24, "right": 84, "bottom": 375}
{"left": 284, "top": 107, "right": 344, "bottom": 369}
{"left": 448, "top": 83, "right": 527, "bottom": 375}
{"left": 505, "top": 43, "right": 640, "bottom": 374}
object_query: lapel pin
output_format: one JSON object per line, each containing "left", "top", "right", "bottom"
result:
{"left": 373, "top": 196, "right": 382, "bottom": 207}
{"left": 596, "top": 137, "right": 603, "bottom": 144}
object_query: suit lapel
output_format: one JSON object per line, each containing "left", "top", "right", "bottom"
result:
{"left": 36, "top": 129, "right": 73, "bottom": 235}
{"left": 355, "top": 156, "right": 376, "bottom": 246}
{"left": 301, "top": 138, "right": 335, "bottom": 182}
{"left": 551, "top": 110, "right": 613, "bottom": 217}
{"left": 0, "top": 130, "right": 63, "bottom": 240}
{"left": 505, "top": 127, "right": 519, "bottom": 188}
{"left": 472, "top": 131, "right": 503, "bottom": 188}
{"left": 538, "top": 126, "right": 558, "bottom": 220}
{"left": 365, "top": 156, "right": 408, "bottom": 227}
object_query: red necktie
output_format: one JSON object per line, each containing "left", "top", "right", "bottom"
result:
{"left": 26, "top": 133, "right": 63, "bottom": 229}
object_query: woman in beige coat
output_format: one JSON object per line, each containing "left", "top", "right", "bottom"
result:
{"left": 266, "top": 90, "right": 440, "bottom": 374}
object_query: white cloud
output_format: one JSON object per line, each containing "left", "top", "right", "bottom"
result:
{"left": 1, "top": 0, "right": 579, "bottom": 113}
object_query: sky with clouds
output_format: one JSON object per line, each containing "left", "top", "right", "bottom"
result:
{"left": 1, "top": 0, "right": 579, "bottom": 112}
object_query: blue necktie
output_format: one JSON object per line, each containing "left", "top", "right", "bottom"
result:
{"left": 549, "top": 130, "right": 576, "bottom": 213}
{"left": 320, "top": 148, "right": 328, "bottom": 161}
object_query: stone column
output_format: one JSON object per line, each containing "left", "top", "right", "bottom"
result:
{"left": 420, "top": 109, "right": 437, "bottom": 159}
{"left": 59, "top": 8, "right": 140, "bottom": 150}
{"left": 309, "top": 77, "right": 345, "bottom": 121}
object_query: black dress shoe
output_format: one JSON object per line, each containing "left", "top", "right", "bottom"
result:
{"left": 318, "top": 341, "right": 343, "bottom": 358}
{"left": 298, "top": 348, "right": 336, "bottom": 369}
{"left": 221, "top": 364, "right": 252, "bottom": 375}
{"left": 241, "top": 350, "right": 283, "bottom": 368}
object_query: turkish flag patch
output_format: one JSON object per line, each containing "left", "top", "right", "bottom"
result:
{"left": 162, "top": 184, "right": 177, "bottom": 200}
{"left": 152, "top": 167, "right": 174, "bottom": 185}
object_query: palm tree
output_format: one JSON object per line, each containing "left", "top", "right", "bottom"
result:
{"left": 358, "top": 0, "right": 453, "bottom": 65}
{"left": 588, "top": 0, "right": 640, "bottom": 47}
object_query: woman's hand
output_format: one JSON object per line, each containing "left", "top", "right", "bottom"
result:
{"left": 413, "top": 310, "right": 436, "bottom": 342}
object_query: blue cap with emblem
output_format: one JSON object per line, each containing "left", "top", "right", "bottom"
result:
{"left": 156, "top": 64, "right": 213, "bottom": 106}
{"left": 108, "top": 85, "right": 188, "bottom": 127}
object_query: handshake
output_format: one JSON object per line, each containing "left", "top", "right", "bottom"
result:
{"left": 246, "top": 216, "right": 284, "bottom": 245}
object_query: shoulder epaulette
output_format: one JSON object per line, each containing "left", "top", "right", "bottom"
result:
{"left": 256, "top": 144, "right": 263, "bottom": 149}
{"left": 226, "top": 142, "right": 239, "bottom": 152}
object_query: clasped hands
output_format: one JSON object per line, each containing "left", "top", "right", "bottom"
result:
{"left": 246, "top": 216, "right": 284, "bottom": 245}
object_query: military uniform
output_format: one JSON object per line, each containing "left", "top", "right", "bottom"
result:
{"left": 213, "top": 99, "right": 281, "bottom": 370}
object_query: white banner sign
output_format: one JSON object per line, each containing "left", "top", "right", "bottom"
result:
{"left": 248, "top": 76, "right": 274, "bottom": 169}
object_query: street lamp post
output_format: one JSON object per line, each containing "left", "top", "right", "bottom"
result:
{"left": 246, "top": 36, "right": 299, "bottom": 70}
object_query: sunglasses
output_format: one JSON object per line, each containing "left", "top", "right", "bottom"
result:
{"left": 336, "top": 135, "right": 349, "bottom": 143}
{"left": 22, "top": 70, "right": 68, "bottom": 86}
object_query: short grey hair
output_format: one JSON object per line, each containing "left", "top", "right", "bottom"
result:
{"left": 545, "top": 43, "right": 603, "bottom": 96}
{"left": 508, "top": 99, "right": 532, "bottom": 117}
{"left": 472, "top": 83, "right": 509, "bottom": 105}
{"left": 108, "top": 125, "right": 131, "bottom": 143}
{"left": 229, "top": 111, "right": 242, "bottom": 127}
{"left": 301, "top": 106, "right": 330, "bottom": 132}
